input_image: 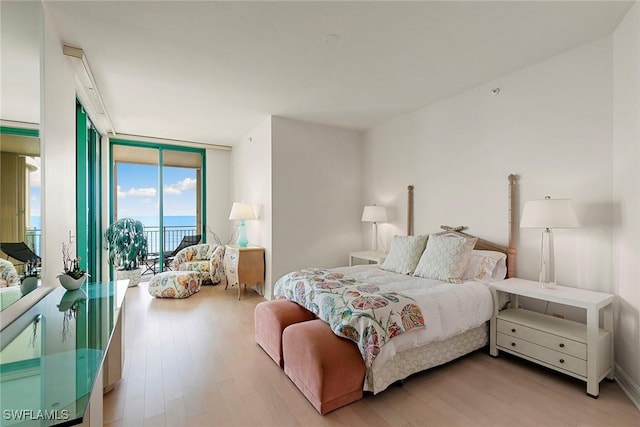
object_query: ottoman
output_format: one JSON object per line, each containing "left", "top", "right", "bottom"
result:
{"left": 282, "top": 319, "right": 365, "bottom": 414}
{"left": 148, "top": 271, "right": 202, "bottom": 298}
{"left": 254, "top": 300, "right": 315, "bottom": 367}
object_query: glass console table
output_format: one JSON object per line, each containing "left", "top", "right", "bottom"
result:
{"left": 0, "top": 280, "right": 128, "bottom": 426}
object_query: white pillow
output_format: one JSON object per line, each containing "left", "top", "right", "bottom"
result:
{"left": 462, "top": 250, "right": 508, "bottom": 283}
{"left": 413, "top": 233, "right": 477, "bottom": 282}
{"left": 380, "top": 235, "right": 428, "bottom": 275}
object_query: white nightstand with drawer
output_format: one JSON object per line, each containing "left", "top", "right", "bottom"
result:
{"left": 489, "top": 278, "right": 614, "bottom": 398}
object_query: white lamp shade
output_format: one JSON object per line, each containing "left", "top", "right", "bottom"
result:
{"left": 361, "top": 205, "right": 388, "bottom": 223}
{"left": 520, "top": 198, "right": 579, "bottom": 229}
{"left": 228, "top": 202, "right": 256, "bottom": 221}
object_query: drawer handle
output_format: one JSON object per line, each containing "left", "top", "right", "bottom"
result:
{"left": 231, "top": 255, "right": 236, "bottom": 260}
{"left": 511, "top": 328, "right": 516, "bottom": 333}
{"left": 511, "top": 342, "right": 516, "bottom": 347}
{"left": 559, "top": 343, "right": 565, "bottom": 348}
{"left": 229, "top": 269, "right": 235, "bottom": 274}
{"left": 559, "top": 359, "right": 565, "bottom": 364}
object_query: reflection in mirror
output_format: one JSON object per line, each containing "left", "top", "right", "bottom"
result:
{"left": 0, "top": 314, "right": 44, "bottom": 414}
{"left": 0, "top": 0, "right": 42, "bottom": 312}
{"left": 0, "top": 134, "right": 41, "bottom": 308}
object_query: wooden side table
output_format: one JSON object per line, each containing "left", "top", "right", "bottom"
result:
{"left": 224, "top": 245, "right": 265, "bottom": 300}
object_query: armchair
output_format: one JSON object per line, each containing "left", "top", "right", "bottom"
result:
{"left": 171, "top": 243, "right": 225, "bottom": 284}
{"left": 0, "top": 258, "right": 20, "bottom": 287}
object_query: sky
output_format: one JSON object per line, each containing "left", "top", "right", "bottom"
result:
{"left": 28, "top": 160, "right": 200, "bottom": 227}
{"left": 29, "top": 156, "right": 40, "bottom": 226}
{"left": 116, "top": 163, "right": 198, "bottom": 219}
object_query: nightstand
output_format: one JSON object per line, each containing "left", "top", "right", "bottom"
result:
{"left": 349, "top": 251, "right": 386, "bottom": 266}
{"left": 224, "top": 245, "right": 265, "bottom": 300}
{"left": 489, "top": 278, "right": 614, "bottom": 398}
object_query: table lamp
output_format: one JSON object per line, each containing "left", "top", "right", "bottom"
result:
{"left": 361, "top": 205, "right": 388, "bottom": 251}
{"left": 520, "top": 196, "right": 579, "bottom": 288}
{"left": 229, "top": 202, "right": 256, "bottom": 248}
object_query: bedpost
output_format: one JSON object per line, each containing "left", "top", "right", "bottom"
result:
{"left": 507, "top": 174, "right": 517, "bottom": 278}
{"left": 407, "top": 185, "right": 414, "bottom": 236}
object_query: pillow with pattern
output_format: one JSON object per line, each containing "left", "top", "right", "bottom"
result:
{"left": 413, "top": 233, "right": 477, "bottom": 282}
{"left": 462, "top": 250, "right": 508, "bottom": 283}
{"left": 380, "top": 235, "right": 428, "bottom": 275}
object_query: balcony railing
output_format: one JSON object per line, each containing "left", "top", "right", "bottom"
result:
{"left": 143, "top": 225, "right": 198, "bottom": 254}
{"left": 21, "top": 226, "right": 198, "bottom": 260}
{"left": 25, "top": 228, "right": 42, "bottom": 257}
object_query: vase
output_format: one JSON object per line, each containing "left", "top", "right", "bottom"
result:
{"left": 20, "top": 276, "right": 39, "bottom": 295}
{"left": 116, "top": 268, "right": 141, "bottom": 287}
{"left": 57, "top": 273, "right": 88, "bottom": 291}
{"left": 58, "top": 289, "right": 88, "bottom": 311}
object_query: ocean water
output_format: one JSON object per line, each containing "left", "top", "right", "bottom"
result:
{"left": 29, "top": 216, "right": 197, "bottom": 229}
{"left": 128, "top": 215, "right": 197, "bottom": 227}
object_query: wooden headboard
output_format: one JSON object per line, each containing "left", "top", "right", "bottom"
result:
{"left": 406, "top": 174, "right": 517, "bottom": 278}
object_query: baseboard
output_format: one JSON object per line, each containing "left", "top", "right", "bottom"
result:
{"left": 616, "top": 363, "right": 640, "bottom": 412}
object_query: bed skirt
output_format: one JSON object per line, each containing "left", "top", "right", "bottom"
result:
{"left": 364, "top": 323, "right": 488, "bottom": 394}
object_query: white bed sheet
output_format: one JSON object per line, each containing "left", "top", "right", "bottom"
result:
{"left": 330, "top": 265, "right": 494, "bottom": 369}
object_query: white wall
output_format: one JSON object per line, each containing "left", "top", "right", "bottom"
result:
{"left": 41, "top": 4, "right": 77, "bottom": 282}
{"left": 364, "top": 37, "right": 614, "bottom": 296}
{"left": 231, "top": 117, "right": 273, "bottom": 295}
{"left": 231, "top": 116, "right": 363, "bottom": 299}
{"left": 612, "top": 1, "right": 640, "bottom": 406}
{"left": 271, "top": 117, "right": 363, "bottom": 290}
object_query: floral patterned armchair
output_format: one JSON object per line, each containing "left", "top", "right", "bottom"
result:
{"left": 0, "top": 258, "right": 20, "bottom": 287}
{"left": 170, "top": 243, "right": 225, "bottom": 284}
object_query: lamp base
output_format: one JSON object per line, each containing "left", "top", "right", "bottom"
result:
{"left": 371, "top": 222, "right": 378, "bottom": 251}
{"left": 237, "top": 220, "right": 249, "bottom": 248}
{"left": 538, "top": 228, "right": 556, "bottom": 288}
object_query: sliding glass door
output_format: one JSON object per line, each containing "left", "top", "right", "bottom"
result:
{"left": 110, "top": 140, "right": 205, "bottom": 276}
{"left": 76, "top": 102, "right": 102, "bottom": 280}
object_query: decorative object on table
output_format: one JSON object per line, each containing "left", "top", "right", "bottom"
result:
{"left": 58, "top": 289, "right": 88, "bottom": 342}
{"left": 57, "top": 288, "right": 88, "bottom": 312}
{"left": 361, "top": 205, "right": 388, "bottom": 251}
{"left": 57, "top": 236, "right": 89, "bottom": 291}
{"left": 104, "top": 218, "right": 148, "bottom": 287}
{"left": 20, "top": 258, "right": 39, "bottom": 295}
{"left": 520, "top": 196, "right": 579, "bottom": 288}
{"left": 228, "top": 202, "right": 256, "bottom": 248}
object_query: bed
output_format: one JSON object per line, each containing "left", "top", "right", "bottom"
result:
{"left": 273, "top": 175, "right": 518, "bottom": 395}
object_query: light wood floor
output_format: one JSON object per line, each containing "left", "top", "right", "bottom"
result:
{"left": 104, "top": 281, "right": 640, "bottom": 427}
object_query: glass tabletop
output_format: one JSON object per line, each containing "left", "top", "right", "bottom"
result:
{"left": 0, "top": 280, "right": 128, "bottom": 426}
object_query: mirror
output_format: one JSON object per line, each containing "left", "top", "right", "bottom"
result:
{"left": 0, "top": 1, "right": 42, "bottom": 311}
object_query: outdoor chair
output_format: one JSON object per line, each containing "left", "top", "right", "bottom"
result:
{"left": 143, "top": 234, "right": 201, "bottom": 275}
{"left": 1, "top": 242, "right": 41, "bottom": 264}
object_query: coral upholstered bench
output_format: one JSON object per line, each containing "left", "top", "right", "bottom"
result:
{"left": 282, "top": 319, "right": 366, "bottom": 415}
{"left": 254, "top": 300, "right": 315, "bottom": 367}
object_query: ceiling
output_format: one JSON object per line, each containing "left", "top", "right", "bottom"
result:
{"left": 9, "top": 1, "right": 636, "bottom": 145}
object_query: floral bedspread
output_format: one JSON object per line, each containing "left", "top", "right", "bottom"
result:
{"left": 274, "top": 268, "right": 425, "bottom": 367}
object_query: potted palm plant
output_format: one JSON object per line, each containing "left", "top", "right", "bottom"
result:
{"left": 104, "top": 218, "right": 148, "bottom": 287}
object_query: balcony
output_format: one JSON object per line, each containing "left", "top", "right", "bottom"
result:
{"left": 143, "top": 225, "right": 198, "bottom": 255}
